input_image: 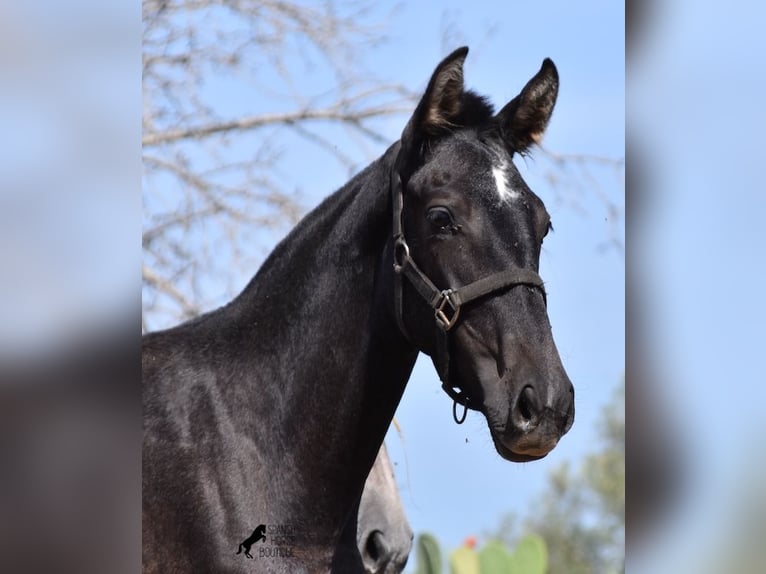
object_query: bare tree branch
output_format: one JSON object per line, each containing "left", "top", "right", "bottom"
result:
{"left": 537, "top": 146, "right": 625, "bottom": 255}
{"left": 142, "top": 263, "right": 199, "bottom": 318}
{"left": 142, "top": 103, "right": 411, "bottom": 147}
{"left": 142, "top": 0, "right": 414, "bottom": 328}
{"left": 539, "top": 146, "right": 625, "bottom": 169}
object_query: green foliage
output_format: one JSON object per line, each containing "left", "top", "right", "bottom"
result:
{"left": 414, "top": 533, "right": 549, "bottom": 574}
{"left": 585, "top": 386, "right": 625, "bottom": 527}
{"left": 414, "top": 533, "right": 443, "bottom": 574}
{"left": 478, "top": 541, "right": 513, "bottom": 572}
{"left": 507, "top": 535, "right": 547, "bottom": 574}
{"left": 449, "top": 546, "right": 480, "bottom": 574}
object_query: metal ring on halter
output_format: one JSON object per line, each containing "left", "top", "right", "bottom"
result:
{"left": 393, "top": 236, "right": 410, "bottom": 273}
{"left": 452, "top": 398, "right": 468, "bottom": 424}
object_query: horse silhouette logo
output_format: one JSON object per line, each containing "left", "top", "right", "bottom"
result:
{"left": 236, "top": 524, "right": 267, "bottom": 559}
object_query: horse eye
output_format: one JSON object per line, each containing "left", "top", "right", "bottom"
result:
{"left": 427, "top": 207, "right": 454, "bottom": 230}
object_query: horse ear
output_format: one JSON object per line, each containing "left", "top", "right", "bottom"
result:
{"left": 495, "top": 58, "right": 559, "bottom": 154}
{"left": 414, "top": 46, "right": 469, "bottom": 134}
{"left": 398, "top": 47, "right": 469, "bottom": 164}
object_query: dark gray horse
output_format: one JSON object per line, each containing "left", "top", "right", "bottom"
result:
{"left": 143, "top": 46, "right": 574, "bottom": 573}
{"left": 357, "top": 443, "right": 412, "bottom": 573}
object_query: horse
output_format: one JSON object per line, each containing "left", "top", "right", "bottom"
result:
{"left": 143, "top": 46, "right": 574, "bottom": 573}
{"left": 356, "top": 443, "right": 412, "bottom": 573}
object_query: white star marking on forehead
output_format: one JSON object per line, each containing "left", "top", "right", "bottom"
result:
{"left": 492, "top": 159, "right": 519, "bottom": 202}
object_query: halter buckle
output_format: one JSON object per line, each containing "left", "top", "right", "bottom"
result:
{"left": 434, "top": 289, "right": 460, "bottom": 331}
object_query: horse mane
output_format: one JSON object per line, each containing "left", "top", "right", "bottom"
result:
{"left": 456, "top": 90, "right": 495, "bottom": 127}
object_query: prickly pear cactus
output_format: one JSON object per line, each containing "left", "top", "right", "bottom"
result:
{"left": 449, "top": 545, "right": 480, "bottom": 574}
{"left": 478, "top": 540, "right": 514, "bottom": 573}
{"left": 416, "top": 532, "right": 549, "bottom": 574}
{"left": 414, "top": 533, "right": 443, "bottom": 574}
{"left": 507, "top": 534, "right": 548, "bottom": 574}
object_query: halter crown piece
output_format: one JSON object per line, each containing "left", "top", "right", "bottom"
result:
{"left": 390, "top": 163, "right": 547, "bottom": 424}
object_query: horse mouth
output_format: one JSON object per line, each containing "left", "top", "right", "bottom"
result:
{"left": 488, "top": 428, "right": 558, "bottom": 463}
{"left": 492, "top": 438, "right": 548, "bottom": 462}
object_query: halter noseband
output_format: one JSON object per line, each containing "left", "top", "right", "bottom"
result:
{"left": 390, "top": 168, "right": 547, "bottom": 424}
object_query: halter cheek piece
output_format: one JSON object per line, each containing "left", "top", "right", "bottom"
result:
{"left": 390, "top": 170, "right": 547, "bottom": 424}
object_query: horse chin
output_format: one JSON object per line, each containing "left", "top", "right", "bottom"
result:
{"left": 492, "top": 437, "right": 548, "bottom": 463}
{"left": 487, "top": 427, "right": 555, "bottom": 463}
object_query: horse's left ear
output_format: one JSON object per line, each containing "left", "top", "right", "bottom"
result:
{"left": 495, "top": 59, "right": 559, "bottom": 154}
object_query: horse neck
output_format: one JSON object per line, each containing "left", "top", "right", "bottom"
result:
{"left": 223, "top": 144, "right": 417, "bottom": 539}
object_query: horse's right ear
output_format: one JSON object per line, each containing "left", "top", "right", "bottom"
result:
{"left": 398, "top": 47, "right": 469, "bottom": 168}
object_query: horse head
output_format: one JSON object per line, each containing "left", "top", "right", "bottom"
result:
{"left": 392, "top": 47, "right": 574, "bottom": 462}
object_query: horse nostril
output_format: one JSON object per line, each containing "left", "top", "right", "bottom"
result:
{"left": 518, "top": 385, "right": 535, "bottom": 422}
{"left": 511, "top": 385, "right": 542, "bottom": 431}
{"left": 517, "top": 385, "right": 540, "bottom": 423}
{"left": 363, "top": 530, "right": 387, "bottom": 568}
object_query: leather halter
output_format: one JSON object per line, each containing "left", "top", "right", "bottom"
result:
{"left": 390, "top": 167, "right": 547, "bottom": 424}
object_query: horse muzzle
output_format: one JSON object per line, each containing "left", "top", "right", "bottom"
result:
{"left": 486, "top": 375, "right": 575, "bottom": 462}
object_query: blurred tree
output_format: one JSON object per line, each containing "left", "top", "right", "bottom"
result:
{"left": 142, "top": 0, "right": 414, "bottom": 328}
{"left": 537, "top": 147, "right": 625, "bottom": 256}
{"left": 486, "top": 381, "right": 625, "bottom": 574}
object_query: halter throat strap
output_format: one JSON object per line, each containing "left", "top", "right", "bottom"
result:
{"left": 390, "top": 170, "right": 547, "bottom": 423}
